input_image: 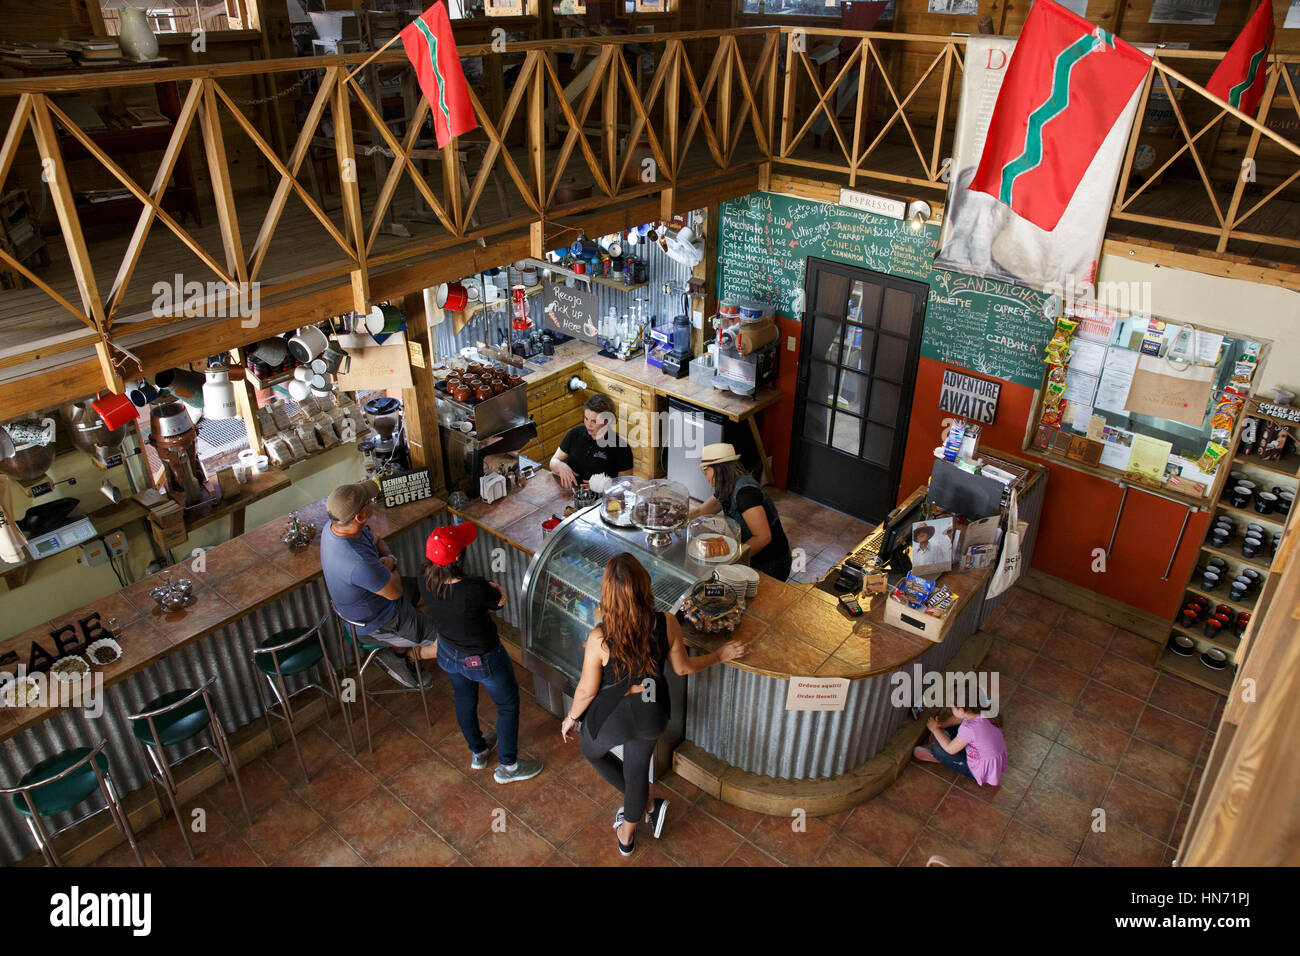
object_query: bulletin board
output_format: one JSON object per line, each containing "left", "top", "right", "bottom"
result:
{"left": 1023, "top": 308, "right": 1270, "bottom": 503}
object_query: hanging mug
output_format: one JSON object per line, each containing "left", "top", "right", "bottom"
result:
{"left": 435, "top": 281, "right": 467, "bottom": 311}
{"left": 288, "top": 325, "right": 329, "bottom": 363}
{"left": 90, "top": 391, "right": 138, "bottom": 431}
{"left": 366, "top": 303, "right": 404, "bottom": 336}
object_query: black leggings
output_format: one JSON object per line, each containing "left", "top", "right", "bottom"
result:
{"left": 579, "top": 700, "right": 664, "bottom": 823}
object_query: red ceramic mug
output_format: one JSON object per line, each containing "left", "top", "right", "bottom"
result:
{"left": 91, "top": 391, "right": 137, "bottom": 430}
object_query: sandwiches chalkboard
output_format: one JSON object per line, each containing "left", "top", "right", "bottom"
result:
{"left": 717, "top": 193, "right": 1054, "bottom": 389}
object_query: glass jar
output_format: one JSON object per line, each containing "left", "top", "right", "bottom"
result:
{"left": 630, "top": 479, "right": 690, "bottom": 547}
{"left": 600, "top": 475, "right": 647, "bottom": 527}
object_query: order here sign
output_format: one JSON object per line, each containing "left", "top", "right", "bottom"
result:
{"left": 938, "top": 367, "right": 1001, "bottom": 424}
{"left": 785, "top": 677, "right": 850, "bottom": 712}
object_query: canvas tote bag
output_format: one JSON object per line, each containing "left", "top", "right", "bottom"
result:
{"left": 987, "top": 487, "right": 1028, "bottom": 599}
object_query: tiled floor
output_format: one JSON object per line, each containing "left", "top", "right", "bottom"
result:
{"left": 94, "top": 493, "right": 1220, "bottom": 868}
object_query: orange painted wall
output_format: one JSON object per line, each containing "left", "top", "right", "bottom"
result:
{"left": 756, "top": 331, "right": 1205, "bottom": 619}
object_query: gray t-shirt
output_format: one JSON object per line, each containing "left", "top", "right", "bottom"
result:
{"left": 320, "top": 526, "right": 396, "bottom": 634}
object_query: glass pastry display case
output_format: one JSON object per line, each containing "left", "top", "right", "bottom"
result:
{"left": 521, "top": 504, "right": 707, "bottom": 694}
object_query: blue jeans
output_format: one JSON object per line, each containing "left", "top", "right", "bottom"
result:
{"left": 436, "top": 642, "right": 520, "bottom": 766}
{"left": 930, "top": 726, "right": 975, "bottom": 780}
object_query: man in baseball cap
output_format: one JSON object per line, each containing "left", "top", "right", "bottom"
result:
{"left": 320, "top": 478, "right": 435, "bottom": 689}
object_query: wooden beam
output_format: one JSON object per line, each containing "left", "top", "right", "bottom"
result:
{"left": 334, "top": 73, "right": 368, "bottom": 309}
{"left": 397, "top": 290, "right": 445, "bottom": 490}
{"left": 197, "top": 80, "right": 248, "bottom": 284}
{"left": 228, "top": 347, "right": 263, "bottom": 455}
{"left": 528, "top": 52, "right": 546, "bottom": 209}
{"left": 28, "top": 95, "right": 109, "bottom": 339}
{"left": 0, "top": 93, "right": 33, "bottom": 188}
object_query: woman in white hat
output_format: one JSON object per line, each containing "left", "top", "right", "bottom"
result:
{"left": 689, "top": 443, "right": 792, "bottom": 581}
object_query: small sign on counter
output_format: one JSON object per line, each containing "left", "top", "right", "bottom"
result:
{"left": 785, "top": 676, "right": 850, "bottom": 712}
{"left": 378, "top": 468, "right": 434, "bottom": 507}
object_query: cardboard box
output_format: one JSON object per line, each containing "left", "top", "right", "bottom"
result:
{"left": 883, "top": 592, "right": 952, "bottom": 644}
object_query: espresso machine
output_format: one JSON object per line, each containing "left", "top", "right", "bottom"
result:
{"left": 148, "top": 394, "right": 213, "bottom": 509}
{"left": 362, "top": 396, "right": 412, "bottom": 474}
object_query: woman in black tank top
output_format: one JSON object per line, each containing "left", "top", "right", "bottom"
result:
{"left": 561, "top": 553, "right": 747, "bottom": 857}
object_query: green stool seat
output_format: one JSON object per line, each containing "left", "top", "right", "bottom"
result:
{"left": 131, "top": 689, "right": 212, "bottom": 747}
{"left": 255, "top": 628, "right": 324, "bottom": 676}
{"left": 13, "top": 748, "right": 108, "bottom": 817}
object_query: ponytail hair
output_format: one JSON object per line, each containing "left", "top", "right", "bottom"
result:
{"left": 961, "top": 695, "right": 1002, "bottom": 729}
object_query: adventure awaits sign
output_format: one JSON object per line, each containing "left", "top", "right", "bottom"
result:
{"left": 938, "top": 368, "right": 1001, "bottom": 424}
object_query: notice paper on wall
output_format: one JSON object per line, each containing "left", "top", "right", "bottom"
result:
{"left": 1064, "top": 368, "right": 1099, "bottom": 406}
{"left": 1127, "top": 433, "right": 1174, "bottom": 482}
{"left": 1125, "top": 355, "right": 1215, "bottom": 427}
{"left": 1100, "top": 426, "right": 1135, "bottom": 470}
{"left": 1095, "top": 347, "right": 1140, "bottom": 413}
{"left": 1067, "top": 338, "right": 1107, "bottom": 377}
{"left": 1071, "top": 306, "right": 1119, "bottom": 343}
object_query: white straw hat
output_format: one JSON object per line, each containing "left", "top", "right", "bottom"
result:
{"left": 699, "top": 442, "right": 741, "bottom": 470}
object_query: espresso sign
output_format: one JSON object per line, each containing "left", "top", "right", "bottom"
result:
{"left": 938, "top": 368, "right": 1001, "bottom": 424}
{"left": 379, "top": 468, "right": 434, "bottom": 507}
{"left": 544, "top": 282, "right": 599, "bottom": 343}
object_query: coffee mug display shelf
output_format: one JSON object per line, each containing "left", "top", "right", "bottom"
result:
{"left": 1159, "top": 399, "right": 1300, "bottom": 696}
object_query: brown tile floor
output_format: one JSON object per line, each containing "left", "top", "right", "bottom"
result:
{"left": 105, "top": 492, "right": 1220, "bottom": 868}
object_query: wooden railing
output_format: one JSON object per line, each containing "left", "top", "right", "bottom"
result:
{"left": 773, "top": 27, "right": 1300, "bottom": 258}
{"left": 1, "top": 24, "right": 1298, "bottom": 395}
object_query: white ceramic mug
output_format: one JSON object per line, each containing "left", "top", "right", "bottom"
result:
{"left": 288, "top": 325, "right": 329, "bottom": 363}
{"left": 232, "top": 462, "right": 251, "bottom": 484}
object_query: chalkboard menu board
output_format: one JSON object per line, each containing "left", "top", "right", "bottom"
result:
{"left": 544, "top": 282, "right": 599, "bottom": 343}
{"left": 717, "top": 193, "right": 1053, "bottom": 389}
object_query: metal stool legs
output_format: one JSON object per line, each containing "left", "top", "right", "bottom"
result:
{"left": 333, "top": 610, "right": 433, "bottom": 754}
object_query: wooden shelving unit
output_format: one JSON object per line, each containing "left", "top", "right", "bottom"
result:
{"left": 1157, "top": 398, "right": 1300, "bottom": 696}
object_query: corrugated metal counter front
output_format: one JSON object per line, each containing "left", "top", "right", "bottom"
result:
{"left": 684, "top": 577, "right": 984, "bottom": 779}
{"left": 0, "top": 499, "right": 444, "bottom": 866}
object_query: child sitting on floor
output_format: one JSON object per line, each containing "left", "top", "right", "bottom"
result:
{"left": 913, "top": 698, "right": 1007, "bottom": 786}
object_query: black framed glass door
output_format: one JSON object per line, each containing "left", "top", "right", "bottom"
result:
{"left": 788, "top": 257, "right": 927, "bottom": 523}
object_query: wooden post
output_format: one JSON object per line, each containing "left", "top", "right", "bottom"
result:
{"left": 398, "top": 290, "right": 446, "bottom": 492}
{"left": 530, "top": 220, "right": 546, "bottom": 258}
{"left": 528, "top": 53, "right": 547, "bottom": 210}
{"left": 664, "top": 40, "right": 682, "bottom": 179}
{"left": 29, "top": 94, "right": 119, "bottom": 392}
{"left": 334, "top": 69, "right": 370, "bottom": 311}
{"left": 197, "top": 80, "right": 248, "bottom": 283}
{"left": 228, "top": 348, "right": 263, "bottom": 455}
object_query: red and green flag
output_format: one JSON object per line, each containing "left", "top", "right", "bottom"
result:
{"left": 400, "top": 2, "right": 478, "bottom": 147}
{"left": 1206, "top": 1, "right": 1275, "bottom": 117}
{"left": 969, "top": 0, "right": 1151, "bottom": 232}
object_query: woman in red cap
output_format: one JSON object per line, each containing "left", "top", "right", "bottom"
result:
{"left": 423, "top": 522, "right": 542, "bottom": 784}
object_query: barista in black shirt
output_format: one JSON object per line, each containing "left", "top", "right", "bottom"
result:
{"left": 550, "top": 394, "right": 635, "bottom": 489}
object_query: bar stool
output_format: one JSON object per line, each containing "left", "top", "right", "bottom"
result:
{"left": 0, "top": 739, "right": 143, "bottom": 867}
{"left": 128, "top": 675, "right": 252, "bottom": 860}
{"left": 251, "top": 614, "right": 356, "bottom": 784}
{"left": 333, "top": 604, "right": 433, "bottom": 753}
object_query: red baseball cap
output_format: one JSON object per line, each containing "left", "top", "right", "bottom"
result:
{"left": 425, "top": 522, "right": 478, "bottom": 566}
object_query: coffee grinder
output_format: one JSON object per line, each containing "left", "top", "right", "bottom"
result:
{"left": 362, "top": 396, "right": 411, "bottom": 474}
{"left": 148, "top": 394, "right": 215, "bottom": 510}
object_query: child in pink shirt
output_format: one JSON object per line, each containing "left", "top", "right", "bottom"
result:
{"left": 913, "top": 702, "right": 1007, "bottom": 786}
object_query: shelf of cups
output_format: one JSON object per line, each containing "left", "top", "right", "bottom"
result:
{"left": 1214, "top": 501, "right": 1287, "bottom": 526}
{"left": 1232, "top": 452, "right": 1300, "bottom": 480}
{"left": 1169, "top": 621, "right": 1241, "bottom": 655}
{"left": 1156, "top": 646, "right": 1235, "bottom": 696}
{"left": 1184, "top": 582, "right": 1257, "bottom": 613}
{"left": 1199, "top": 541, "right": 1273, "bottom": 572}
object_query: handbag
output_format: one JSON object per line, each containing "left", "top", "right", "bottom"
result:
{"left": 987, "top": 488, "right": 1028, "bottom": 599}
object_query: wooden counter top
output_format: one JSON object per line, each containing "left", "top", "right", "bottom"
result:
{"left": 682, "top": 564, "right": 992, "bottom": 682}
{"left": 0, "top": 495, "right": 446, "bottom": 743}
{"left": 517, "top": 339, "right": 782, "bottom": 422}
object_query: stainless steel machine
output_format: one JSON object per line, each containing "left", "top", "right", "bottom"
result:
{"left": 437, "top": 375, "right": 538, "bottom": 497}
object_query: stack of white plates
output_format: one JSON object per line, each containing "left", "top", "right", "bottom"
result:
{"left": 715, "top": 564, "right": 759, "bottom": 598}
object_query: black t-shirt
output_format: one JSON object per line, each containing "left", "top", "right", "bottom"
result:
{"left": 559, "top": 424, "right": 634, "bottom": 481}
{"left": 731, "top": 485, "right": 792, "bottom": 577}
{"left": 424, "top": 577, "right": 501, "bottom": 655}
